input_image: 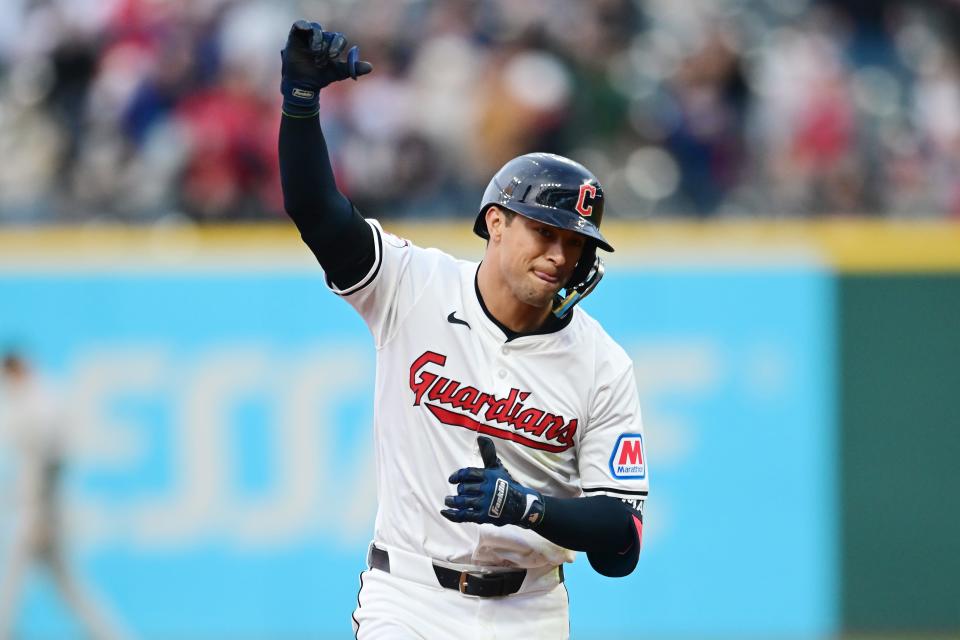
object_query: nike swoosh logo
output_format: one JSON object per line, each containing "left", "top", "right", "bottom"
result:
{"left": 447, "top": 311, "right": 471, "bottom": 330}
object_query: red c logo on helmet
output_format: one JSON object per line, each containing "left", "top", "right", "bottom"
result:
{"left": 575, "top": 183, "right": 597, "bottom": 217}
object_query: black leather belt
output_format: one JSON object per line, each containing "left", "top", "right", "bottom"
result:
{"left": 368, "top": 545, "right": 562, "bottom": 598}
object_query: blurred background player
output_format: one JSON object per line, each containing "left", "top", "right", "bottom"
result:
{"left": 0, "top": 350, "right": 129, "bottom": 640}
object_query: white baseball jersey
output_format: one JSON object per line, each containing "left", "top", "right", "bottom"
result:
{"left": 330, "top": 220, "right": 649, "bottom": 569}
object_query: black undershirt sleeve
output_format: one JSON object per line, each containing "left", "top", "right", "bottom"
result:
{"left": 278, "top": 113, "right": 375, "bottom": 289}
{"left": 534, "top": 495, "right": 641, "bottom": 577}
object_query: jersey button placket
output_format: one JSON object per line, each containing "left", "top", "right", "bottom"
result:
{"left": 497, "top": 344, "right": 509, "bottom": 381}
{"left": 493, "top": 342, "right": 510, "bottom": 389}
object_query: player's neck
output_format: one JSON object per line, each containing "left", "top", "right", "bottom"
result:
{"left": 476, "top": 261, "right": 552, "bottom": 333}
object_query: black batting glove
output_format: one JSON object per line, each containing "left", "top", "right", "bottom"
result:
{"left": 280, "top": 20, "right": 373, "bottom": 117}
{"left": 441, "top": 436, "right": 546, "bottom": 529}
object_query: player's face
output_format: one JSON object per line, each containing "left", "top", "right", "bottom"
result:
{"left": 497, "top": 213, "right": 585, "bottom": 308}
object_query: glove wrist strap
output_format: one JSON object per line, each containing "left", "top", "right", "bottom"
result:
{"left": 281, "top": 78, "right": 320, "bottom": 118}
{"left": 518, "top": 492, "right": 545, "bottom": 529}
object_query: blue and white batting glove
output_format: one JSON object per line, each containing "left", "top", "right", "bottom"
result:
{"left": 441, "top": 436, "right": 546, "bottom": 529}
{"left": 280, "top": 20, "right": 373, "bottom": 117}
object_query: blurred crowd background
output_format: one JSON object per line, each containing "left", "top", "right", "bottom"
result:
{"left": 0, "top": 0, "right": 959, "bottom": 225}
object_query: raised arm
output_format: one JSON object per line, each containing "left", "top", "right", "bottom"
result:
{"left": 278, "top": 20, "right": 375, "bottom": 289}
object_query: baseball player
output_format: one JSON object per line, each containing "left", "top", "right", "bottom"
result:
{"left": 0, "top": 351, "right": 128, "bottom": 640}
{"left": 278, "top": 21, "right": 649, "bottom": 639}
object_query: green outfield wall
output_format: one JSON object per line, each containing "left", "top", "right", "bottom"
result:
{"left": 839, "top": 274, "right": 960, "bottom": 634}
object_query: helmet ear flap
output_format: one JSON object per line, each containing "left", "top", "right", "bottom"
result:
{"left": 566, "top": 243, "right": 597, "bottom": 289}
{"left": 474, "top": 204, "right": 492, "bottom": 240}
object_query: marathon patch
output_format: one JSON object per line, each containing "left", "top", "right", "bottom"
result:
{"left": 609, "top": 434, "right": 646, "bottom": 479}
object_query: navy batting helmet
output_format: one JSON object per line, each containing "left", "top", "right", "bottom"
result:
{"left": 473, "top": 152, "right": 614, "bottom": 253}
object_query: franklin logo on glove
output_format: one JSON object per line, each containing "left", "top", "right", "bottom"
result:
{"left": 488, "top": 479, "right": 509, "bottom": 518}
{"left": 442, "top": 436, "right": 546, "bottom": 529}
